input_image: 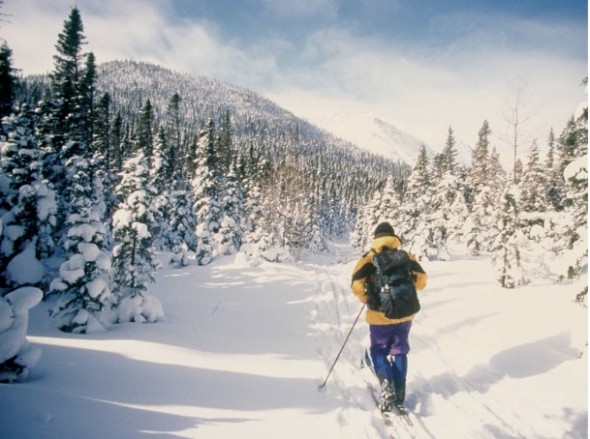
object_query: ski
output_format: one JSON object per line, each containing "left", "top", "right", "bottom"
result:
{"left": 390, "top": 401, "right": 414, "bottom": 427}
{"left": 367, "top": 382, "right": 414, "bottom": 427}
{"left": 367, "top": 382, "right": 397, "bottom": 439}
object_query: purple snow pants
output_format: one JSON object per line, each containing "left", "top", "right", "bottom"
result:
{"left": 369, "top": 321, "right": 412, "bottom": 389}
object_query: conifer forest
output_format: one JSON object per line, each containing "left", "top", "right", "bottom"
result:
{"left": 0, "top": 7, "right": 587, "bottom": 338}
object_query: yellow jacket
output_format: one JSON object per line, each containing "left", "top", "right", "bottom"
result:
{"left": 351, "top": 235, "right": 427, "bottom": 325}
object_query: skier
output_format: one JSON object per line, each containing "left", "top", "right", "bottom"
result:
{"left": 351, "top": 222, "right": 427, "bottom": 411}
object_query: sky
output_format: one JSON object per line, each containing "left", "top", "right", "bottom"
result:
{"left": 0, "top": 0, "right": 587, "bottom": 152}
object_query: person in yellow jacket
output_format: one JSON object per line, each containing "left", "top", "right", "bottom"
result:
{"left": 351, "top": 222, "right": 427, "bottom": 410}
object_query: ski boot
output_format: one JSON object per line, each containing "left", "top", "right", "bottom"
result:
{"left": 394, "top": 382, "right": 406, "bottom": 406}
{"left": 378, "top": 378, "right": 395, "bottom": 412}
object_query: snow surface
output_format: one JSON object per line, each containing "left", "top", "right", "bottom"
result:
{"left": 1, "top": 242, "right": 587, "bottom": 438}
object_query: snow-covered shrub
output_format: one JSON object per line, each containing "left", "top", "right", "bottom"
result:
{"left": 0, "top": 287, "right": 43, "bottom": 382}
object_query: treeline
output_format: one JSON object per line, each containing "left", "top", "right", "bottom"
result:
{"left": 355, "top": 112, "right": 587, "bottom": 296}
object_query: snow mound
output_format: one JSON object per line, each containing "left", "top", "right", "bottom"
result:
{"left": 0, "top": 287, "right": 43, "bottom": 382}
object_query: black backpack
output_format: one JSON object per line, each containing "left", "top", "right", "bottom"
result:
{"left": 371, "top": 248, "right": 420, "bottom": 319}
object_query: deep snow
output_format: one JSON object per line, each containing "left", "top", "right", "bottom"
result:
{"left": 1, "top": 242, "right": 587, "bottom": 438}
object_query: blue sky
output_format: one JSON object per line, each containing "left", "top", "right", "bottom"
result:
{"left": 1, "top": 0, "right": 587, "bottom": 151}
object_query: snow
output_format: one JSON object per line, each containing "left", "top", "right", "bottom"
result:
{"left": 6, "top": 241, "right": 46, "bottom": 285}
{"left": 0, "top": 287, "right": 43, "bottom": 381}
{"left": 0, "top": 242, "right": 587, "bottom": 438}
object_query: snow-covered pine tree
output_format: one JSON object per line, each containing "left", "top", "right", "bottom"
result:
{"left": 137, "top": 99, "right": 155, "bottom": 168}
{"left": 558, "top": 106, "right": 588, "bottom": 284}
{"left": 167, "top": 184, "right": 197, "bottom": 267}
{"left": 544, "top": 129, "right": 563, "bottom": 211}
{"left": 192, "top": 119, "right": 222, "bottom": 265}
{"left": 464, "top": 120, "right": 498, "bottom": 255}
{"left": 239, "top": 147, "right": 282, "bottom": 260}
{"left": 0, "top": 108, "right": 57, "bottom": 290}
{"left": 150, "top": 126, "right": 171, "bottom": 251}
{"left": 491, "top": 186, "right": 529, "bottom": 288}
{"left": 49, "top": 151, "right": 114, "bottom": 333}
{"left": 515, "top": 139, "right": 554, "bottom": 275}
{"left": 428, "top": 170, "right": 469, "bottom": 260}
{"left": 215, "top": 161, "right": 243, "bottom": 257}
{"left": 111, "top": 151, "right": 163, "bottom": 323}
{"left": 400, "top": 145, "right": 432, "bottom": 257}
{"left": 90, "top": 92, "right": 118, "bottom": 228}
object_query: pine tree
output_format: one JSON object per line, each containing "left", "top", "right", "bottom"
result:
{"left": 544, "top": 128, "right": 563, "bottom": 211}
{"left": 164, "top": 94, "right": 181, "bottom": 181}
{"left": 49, "top": 152, "right": 114, "bottom": 333}
{"left": 215, "top": 161, "right": 243, "bottom": 256}
{"left": 464, "top": 120, "right": 497, "bottom": 255}
{"left": 442, "top": 126, "right": 458, "bottom": 175}
{"left": 76, "top": 51, "right": 96, "bottom": 145}
{"left": 0, "top": 41, "right": 17, "bottom": 118}
{"left": 137, "top": 99, "right": 154, "bottom": 167}
{"left": 470, "top": 120, "right": 491, "bottom": 191}
{"left": 51, "top": 6, "right": 87, "bottom": 136}
{"left": 428, "top": 169, "right": 469, "bottom": 260}
{"left": 167, "top": 184, "right": 197, "bottom": 267}
{"left": 400, "top": 145, "right": 431, "bottom": 256}
{"left": 112, "top": 152, "right": 163, "bottom": 323}
{"left": 558, "top": 107, "right": 588, "bottom": 282}
{"left": 192, "top": 119, "right": 222, "bottom": 265}
{"left": 491, "top": 186, "right": 529, "bottom": 288}
{"left": 0, "top": 108, "right": 57, "bottom": 290}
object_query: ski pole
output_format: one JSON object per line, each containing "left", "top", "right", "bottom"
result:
{"left": 318, "top": 303, "right": 366, "bottom": 390}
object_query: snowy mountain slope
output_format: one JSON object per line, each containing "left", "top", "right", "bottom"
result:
{"left": 301, "top": 110, "right": 473, "bottom": 166}
{"left": 300, "top": 110, "right": 430, "bottom": 164}
{"left": 1, "top": 245, "right": 586, "bottom": 438}
{"left": 96, "top": 60, "right": 366, "bottom": 158}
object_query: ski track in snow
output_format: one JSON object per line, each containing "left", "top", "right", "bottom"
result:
{"left": 1, "top": 243, "right": 587, "bottom": 438}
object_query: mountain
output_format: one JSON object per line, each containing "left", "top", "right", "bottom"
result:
{"left": 303, "top": 110, "right": 474, "bottom": 167}
{"left": 298, "top": 110, "right": 430, "bottom": 165}
{"left": 96, "top": 60, "right": 367, "bottom": 158}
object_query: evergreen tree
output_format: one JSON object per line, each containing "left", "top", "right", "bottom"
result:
{"left": 92, "top": 93, "right": 111, "bottom": 165}
{"left": 192, "top": 119, "right": 222, "bottom": 265}
{"left": 112, "top": 152, "right": 163, "bottom": 323}
{"left": 167, "top": 184, "right": 197, "bottom": 267}
{"left": 470, "top": 120, "right": 491, "bottom": 191}
{"left": 0, "top": 108, "right": 57, "bottom": 290}
{"left": 399, "top": 145, "right": 431, "bottom": 257}
{"left": 76, "top": 51, "right": 97, "bottom": 145}
{"left": 165, "top": 93, "right": 181, "bottom": 181}
{"left": 464, "top": 121, "right": 497, "bottom": 255}
{"left": 428, "top": 169, "right": 469, "bottom": 260}
{"left": 49, "top": 153, "right": 114, "bottom": 333}
{"left": 51, "top": 7, "right": 87, "bottom": 136}
{"left": 491, "top": 186, "right": 529, "bottom": 288}
{"left": 110, "top": 111, "right": 124, "bottom": 172}
{"left": 137, "top": 99, "right": 154, "bottom": 167}
{"left": 558, "top": 107, "right": 588, "bottom": 282}
{"left": 442, "top": 126, "right": 458, "bottom": 175}
{"left": 0, "top": 41, "right": 17, "bottom": 118}
{"left": 520, "top": 140, "right": 550, "bottom": 217}
{"left": 218, "top": 110, "right": 232, "bottom": 174}
{"left": 215, "top": 161, "right": 243, "bottom": 256}
{"left": 544, "top": 128, "right": 563, "bottom": 211}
